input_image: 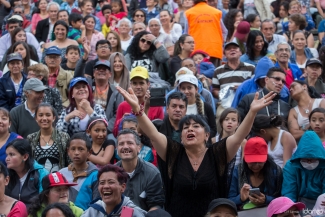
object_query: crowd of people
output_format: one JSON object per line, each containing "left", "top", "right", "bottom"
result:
{"left": 0, "top": 0, "right": 325, "bottom": 216}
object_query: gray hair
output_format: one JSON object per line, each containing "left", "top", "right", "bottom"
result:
{"left": 133, "top": 21, "right": 146, "bottom": 29}
{"left": 261, "top": 19, "right": 276, "bottom": 28}
{"left": 117, "top": 18, "right": 132, "bottom": 28}
{"left": 148, "top": 18, "right": 162, "bottom": 27}
{"left": 276, "top": 42, "right": 291, "bottom": 53}
{"left": 117, "top": 129, "right": 141, "bottom": 146}
{"left": 47, "top": 2, "right": 60, "bottom": 11}
{"left": 13, "top": 5, "right": 24, "bottom": 12}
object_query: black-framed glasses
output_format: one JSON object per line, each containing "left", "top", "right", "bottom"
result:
{"left": 140, "top": 38, "right": 152, "bottom": 45}
{"left": 135, "top": 14, "right": 144, "bottom": 17}
{"left": 269, "top": 76, "right": 286, "bottom": 84}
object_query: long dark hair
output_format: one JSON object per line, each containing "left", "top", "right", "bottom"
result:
{"left": 251, "top": 115, "right": 282, "bottom": 134}
{"left": 28, "top": 189, "right": 51, "bottom": 217}
{"left": 126, "top": 31, "right": 156, "bottom": 58}
{"left": 246, "top": 30, "right": 268, "bottom": 60}
{"left": 10, "top": 27, "right": 25, "bottom": 45}
{"left": 132, "top": 9, "right": 146, "bottom": 24}
{"left": 53, "top": 20, "right": 69, "bottom": 38}
{"left": 8, "top": 41, "right": 32, "bottom": 73}
{"left": 41, "top": 203, "right": 75, "bottom": 217}
{"left": 318, "top": 45, "right": 325, "bottom": 81}
{"left": 224, "top": 9, "right": 241, "bottom": 42}
{"left": 6, "top": 139, "right": 34, "bottom": 189}
{"left": 242, "top": 155, "right": 279, "bottom": 196}
{"left": 173, "top": 34, "right": 191, "bottom": 56}
{"left": 292, "top": 80, "right": 321, "bottom": 98}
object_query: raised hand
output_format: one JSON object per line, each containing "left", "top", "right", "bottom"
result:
{"left": 250, "top": 91, "right": 276, "bottom": 113}
{"left": 116, "top": 86, "right": 140, "bottom": 112}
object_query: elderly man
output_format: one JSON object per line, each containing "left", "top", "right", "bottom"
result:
{"left": 115, "top": 129, "right": 165, "bottom": 211}
{"left": 261, "top": 19, "right": 286, "bottom": 54}
{"left": 274, "top": 42, "right": 303, "bottom": 89}
{"left": 10, "top": 78, "right": 48, "bottom": 138}
{"left": 184, "top": 0, "right": 227, "bottom": 67}
{"left": 118, "top": 18, "right": 133, "bottom": 51}
{"left": 237, "top": 67, "right": 291, "bottom": 122}
{"left": 0, "top": 53, "right": 27, "bottom": 111}
{"left": 44, "top": 46, "right": 73, "bottom": 107}
{"left": 35, "top": 2, "right": 60, "bottom": 48}
{"left": 0, "top": 16, "right": 41, "bottom": 61}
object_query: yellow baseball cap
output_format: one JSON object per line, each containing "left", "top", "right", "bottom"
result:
{"left": 130, "top": 66, "right": 149, "bottom": 80}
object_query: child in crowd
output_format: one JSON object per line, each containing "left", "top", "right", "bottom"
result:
{"left": 277, "top": 1, "right": 289, "bottom": 34}
{"left": 101, "top": 5, "right": 112, "bottom": 38}
{"left": 283, "top": 0, "right": 315, "bottom": 31}
{"left": 59, "top": 133, "right": 100, "bottom": 211}
{"left": 115, "top": 115, "right": 154, "bottom": 163}
{"left": 217, "top": 108, "right": 246, "bottom": 165}
{"left": 86, "top": 117, "right": 115, "bottom": 167}
{"left": 61, "top": 45, "right": 80, "bottom": 73}
{"left": 309, "top": 108, "right": 325, "bottom": 148}
{"left": 109, "top": 0, "right": 128, "bottom": 32}
{"left": 68, "top": 13, "right": 84, "bottom": 55}
{"left": 190, "top": 50, "right": 215, "bottom": 79}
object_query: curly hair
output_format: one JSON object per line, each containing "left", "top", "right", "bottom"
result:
{"left": 246, "top": 30, "right": 268, "bottom": 61}
{"left": 126, "top": 31, "right": 156, "bottom": 58}
{"left": 224, "top": 9, "right": 242, "bottom": 42}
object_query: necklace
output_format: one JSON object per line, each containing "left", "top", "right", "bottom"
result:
{"left": 41, "top": 135, "right": 52, "bottom": 147}
{"left": 301, "top": 99, "right": 312, "bottom": 114}
{"left": 187, "top": 148, "right": 207, "bottom": 168}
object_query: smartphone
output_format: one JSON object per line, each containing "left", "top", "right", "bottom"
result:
{"left": 120, "top": 206, "right": 134, "bottom": 217}
{"left": 249, "top": 188, "right": 261, "bottom": 196}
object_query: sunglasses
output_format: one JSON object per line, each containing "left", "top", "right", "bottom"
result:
{"left": 269, "top": 76, "right": 286, "bottom": 84}
{"left": 135, "top": 14, "right": 144, "bottom": 17}
{"left": 140, "top": 38, "right": 152, "bottom": 45}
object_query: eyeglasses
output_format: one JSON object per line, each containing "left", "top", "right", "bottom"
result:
{"left": 140, "top": 38, "right": 152, "bottom": 45}
{"left": 184, "top": 41, "right": 195, "bottom": 44}
{"left": 97, "top": 45, "right": 110, "bottom": 49}
{"left": 135, "top": 14, "right": 144, "bottom": 17}
{"left": 14, "top": 11, "right": 22, "bottom": 14}
{"left": 277, "top": 48, "right": 290, "bottom": 53}
{"left": 269, "top": 76, "right": 286, "bottom": 84}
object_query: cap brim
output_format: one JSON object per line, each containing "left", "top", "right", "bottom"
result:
{"left": 244, "top": 155, "right": 267, "bottom": 163}
{"left": 273, "top": 203, "right": 306, "bottom": 215}
{"left": 46, "top": 53, "right": 61, "bottom": 56}
{"left": 50, "top": 183, "right": 78, "bottom": 187}
{"left": 94, "top": 64, "right": 110, "bottom": 69}
{"left": 208, "top": 201, "right": 238, "bottom": 214}
{"left": 130, "top": 75, "right": 148, "bottom": 80}
{"left": 307, "top": 62, "right": 322, "bottom": 67}
{"left": 8, "top": 58, "right": 22, "bottom": 62}
{"left": 224, "top": 43, "right": 240, "bottom": 49}
{"left": 31, "top": 86, "right": 48, "bottom": 92}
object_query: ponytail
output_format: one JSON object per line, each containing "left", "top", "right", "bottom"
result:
{"left": 195, "top": 93, "right": 204, "bottom": 115}
{"left": 252, "top": 114, "right": 283, "bottom": 133}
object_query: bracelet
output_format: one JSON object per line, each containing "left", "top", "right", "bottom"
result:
{"left": 131, "top": 104, "right": 144, "bottom": 116}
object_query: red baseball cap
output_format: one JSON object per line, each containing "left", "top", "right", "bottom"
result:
{"left": 244, "top": 137, "right": 268, "bottom": 163}
{"left": 42, "top": 172, "right": 77, "bottom": 190}
{"left": 234, "top": 21, "right": 250, "bottom": 41}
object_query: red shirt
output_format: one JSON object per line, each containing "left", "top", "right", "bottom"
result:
{"left": 285, "top": 68, "right": 294, "bottom": 89}
{"left": 48, "top": 69, "right": 59, "bottom": 88}
{"left": 113, "top": 101, "right": 164, "bottom": 136}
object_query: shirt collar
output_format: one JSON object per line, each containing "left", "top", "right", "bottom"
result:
{"left": 24, "top": 101, "right": 35, "bottom": 117}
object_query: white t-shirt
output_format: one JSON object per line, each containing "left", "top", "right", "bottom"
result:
{"left": 186, "top": 104, "right": 198, "bottom": 115}
{"left": 20, "top": 170, "right": 30, "bottom": 190}
{"left": 121, "top": 37, "right": 133, "bottom": 52}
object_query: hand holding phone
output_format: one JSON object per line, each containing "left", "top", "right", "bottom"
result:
{"left": 249, "top": 188, "right": 261, "bottom": 196}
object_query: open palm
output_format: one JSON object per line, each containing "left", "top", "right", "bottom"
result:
{"left": 116, "top": 86, "right": 140, "bottom": 111}
{"left": 250, "top": 91, "right": 276, "bottom": 113}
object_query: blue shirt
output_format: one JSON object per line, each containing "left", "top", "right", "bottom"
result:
{"left": 0, "top": 132, "right": 21, "bottom": 165}
{"left": 60, "top": 1, "right": 79, "bottom": 14}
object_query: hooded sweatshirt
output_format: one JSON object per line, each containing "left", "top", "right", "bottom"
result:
{"left": 231, "top": 57, "right": 290, "bottom": 108}
{"left": 81, "top": 196, "right": 147, "bottom": 217}
{"left": 282, "top": 131, "right": 325, "bottom": 202}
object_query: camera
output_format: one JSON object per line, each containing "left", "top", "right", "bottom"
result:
{"left": 150, "top": 86, "right": 166, "bottom": 107}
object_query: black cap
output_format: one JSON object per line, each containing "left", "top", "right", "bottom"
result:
{"left": 7, "top": 53, "right": 22, "bottom": 63}
{"left": 207, "top": 199, "right": 238, "bottom": 215}
{"left": 145, "top": 209, "right": 171, "bottom": 217}
{"left": 306, "top": 58, "right": 322, "bottom": 67}
{"left": 224, "top": 41, "right": 239, "bottom": 50}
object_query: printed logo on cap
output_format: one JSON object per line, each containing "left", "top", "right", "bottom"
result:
{"left": 52, "top": 173, "right": 60, "bottom": 183}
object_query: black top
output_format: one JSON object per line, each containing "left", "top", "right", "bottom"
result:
{"left": 169, "top": 55, "right": 182, "bottom": 75}
{"left": 158, "top": 137, "right": 232, "bottom": 217}
{"left": 61, "top": 63, "right": 75, "bottom": 71}
{"left": 90, "top": 139, "right": 115, "bottom": 163}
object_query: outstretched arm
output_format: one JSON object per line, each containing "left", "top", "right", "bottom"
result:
{"left": 117, "top": 86, "right": 168, "bottom": 161}
{"left": 226, "top": 91, "right": 276, "bottom": 162}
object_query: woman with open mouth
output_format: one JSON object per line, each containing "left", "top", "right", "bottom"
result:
{"left": 116, "top": 84, "right": 276, "bottom": 217}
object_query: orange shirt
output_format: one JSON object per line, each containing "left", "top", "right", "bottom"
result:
{"left": 185, "top": 2, "right": 223, "bottom": 59}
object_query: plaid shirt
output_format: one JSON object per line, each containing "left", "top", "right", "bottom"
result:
{"left": 60, "top": 1, "right": 79, "bottom": 14}
{"left": 56, "top": 104, "right": 107, "bottom": 136}
{"left": 48, "top": 69, "right": 59, "bottom": 88}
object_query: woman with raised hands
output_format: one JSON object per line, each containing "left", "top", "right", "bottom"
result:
{"left": 116, "top": 85, "right": 276, "bottom": 217}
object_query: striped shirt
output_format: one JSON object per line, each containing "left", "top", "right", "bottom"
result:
{"left": 212, "top": 62, "right": 255, "bottom": 90}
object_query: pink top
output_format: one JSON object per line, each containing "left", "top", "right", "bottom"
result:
{"left": 285, "top": 68, "right": 294, "bottom": 89}
{"left": 7, "top": 201, "right": 28, "bottom": 217}
{"left": 315, "top": 0, "right": 325, "bottom": 9}
{"left": 31, "top": 13, "right": 48, "bottom": 32}
{"left": 110, "top": 12, "right": 127, "bottom": 32}
{"left": 96, "top": 11, "right": 105, "bottom": 25}
{"left": 88, "top": 31, "right": 105, "bottom": 61}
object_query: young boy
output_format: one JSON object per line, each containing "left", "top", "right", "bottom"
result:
{"left": 101, "top": 4, "right": 112, "bottom": 38}
{"left": 61, "top": 45, "right": 80, "bottom": 74}
{"left": 68, "top": 13, "right": 84, "bottom": 55}
{"left": 190, "top": 50, "right": 215, "bottom": 81}
{"left": 282, "top": 0, "right": 315, "bottom": 31}
{"left": 59, "top": 133, "right": 99, "bottom": 211}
